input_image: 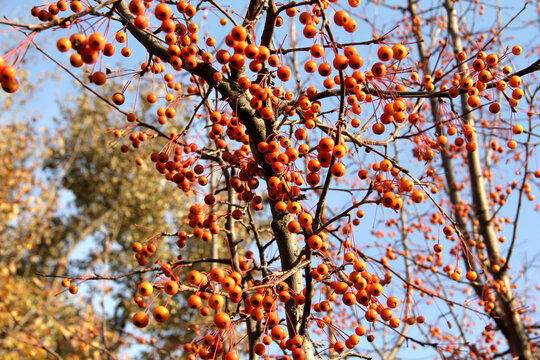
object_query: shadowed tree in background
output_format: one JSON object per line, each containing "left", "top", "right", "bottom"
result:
{"left": 1, "top": 90, "right": 198, "bottom": 358}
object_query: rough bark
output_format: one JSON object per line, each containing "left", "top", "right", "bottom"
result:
{"left": 115, "top": 2, "right": 315, "bottom": 359}
{"left": 443, "top": 1, "right": 533, "bottom": 358}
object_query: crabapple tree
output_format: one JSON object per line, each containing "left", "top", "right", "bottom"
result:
{"left": 1, "top": 0, "right": 540, "bottom": 359}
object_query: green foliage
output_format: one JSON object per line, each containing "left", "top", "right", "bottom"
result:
{"left": 1, "top": 86, "right": 202, "bottom": 358}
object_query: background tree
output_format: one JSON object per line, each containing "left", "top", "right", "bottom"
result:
{"left": 1, "top": 1, "right": 539, "bottom": 360}
{"left": 1, "top": 88, "right": 199, "bottom": 358}
{"left": 45, "top": 87, "right": 214, "bottom": 358}
{"left": 0, "top": 121, "right": 115, "bottom": 360}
